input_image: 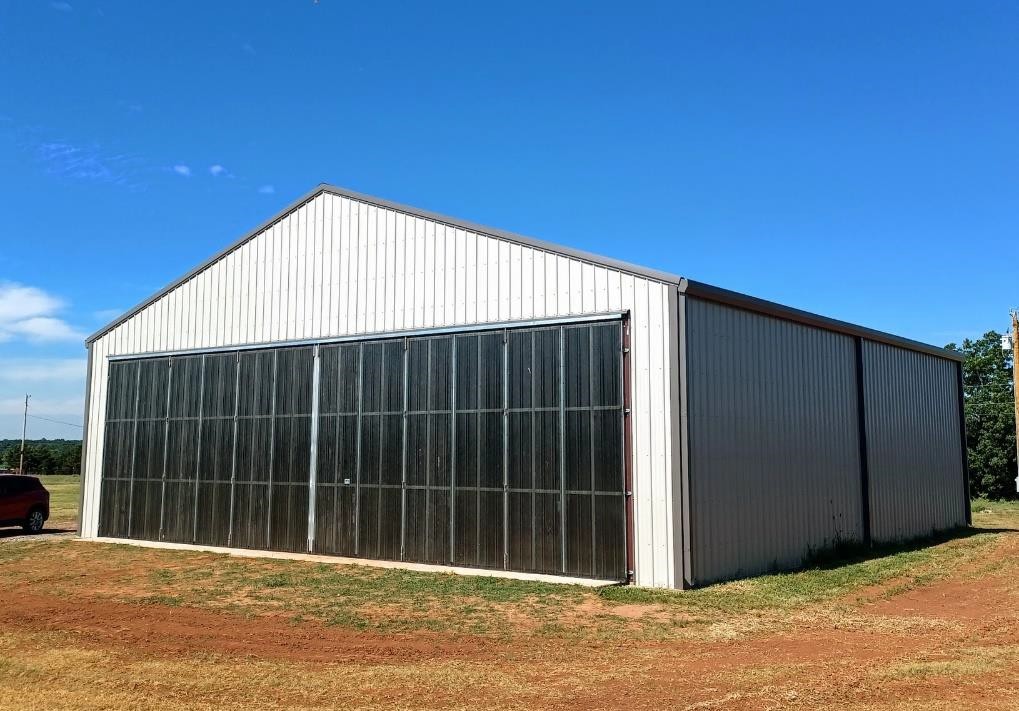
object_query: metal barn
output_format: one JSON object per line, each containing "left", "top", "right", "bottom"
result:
{"left": 79, "top": 185, "right": 969, "bottom": 588}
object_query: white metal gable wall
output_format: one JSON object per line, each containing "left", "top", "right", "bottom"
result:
{"left": 80, "top": 192, "right": 680, "bottom": 588}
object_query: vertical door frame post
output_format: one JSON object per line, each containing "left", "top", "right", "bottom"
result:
{"left": 502, "top": 328, "right": 510, "bottom": 569}
{"left": 400, "top": 338, "right": 409, "bottom": 560}
{"left": 622, "top": 318, "right": 635, "bottom": 583}
{"left": 449, "top": 337, "right": 457, "bottom": 564}
{"left": 307, "top": 345, "right": 322, "bottom": 553}
{"left": 558, "top": 326, "right": 567, "bottom": 573}
{"left": 126, "top": 362, "right": 142, "bottom": 537}
{"left": 353, "top": 344, "right": 365, "bottom": 556}
{"left": 265, "top": 351, "right": 278, "bottom": 548}
{"left": 192, "top": 355, "right": 207, "bottom": 544}
{"left": 158, "top": 358, "right": 173, "bottom": 540}
{"left": 228, "top": 352, "right": 241, "bottom": 547}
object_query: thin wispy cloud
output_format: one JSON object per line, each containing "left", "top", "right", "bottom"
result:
{"left": 36, "top": 141, "right": 143, "bottom": 188}
{"left": 50, "top": 1, "right": 73, "bottom": 11}
{"left": 117, "top": 100, "right": 143, "bottom": 114}
{"left": 17, "top": 116, "right": 249, "bottom": 194}
{"left": 0, "top": 282, "right": 84, "bottom": 343}
{"left": 258, "top": 184, "right": 275, "bottom": 194}
{"left": 242, "top": 42, "right": 256, "bottom": 56}
{"left": 9, "top": 117, "right": 147, "bottom": 189}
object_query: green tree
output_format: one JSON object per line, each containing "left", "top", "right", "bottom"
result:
{"left": 0, "top": 439, "right": 81, "bottom": 474}
{"left": 946, "top": 331, "right": 1017, "bottom": 499}
{"left": 0, "top": 443, "right": 17, "bottom": 470}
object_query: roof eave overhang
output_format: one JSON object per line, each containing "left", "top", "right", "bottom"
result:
{"left": 679, "top": 278, "right": 964, "bottom": 363}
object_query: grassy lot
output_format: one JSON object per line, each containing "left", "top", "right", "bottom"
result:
{"left": 1, "top": 520, "right": 997, "bottom": 639}
{"left": 3, "top": 478, "right": 1017, "bottom": 708}
{"left": 37, "top": 474, "right": 79, "bottom": 526}
{"left": 971, "top": 496, "right": 1019, "bottom": 520}
{"left": 12, "top": 477, "right": 1016, "bottom": 634}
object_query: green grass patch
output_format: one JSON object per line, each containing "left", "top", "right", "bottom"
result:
{"left": 261, "top": 572, "right": 295, "bottom": 588}
{"left": 65, "top": 544, "right": 588, "bottom": 635}
{"left": 4, "top": 483, "right": 1012, "bottom": 640}
{"left": 599, "top": 526, "right": 999, "bottom": 612}
{"left": 36, "top": 474, "right": 80, "bottom": 524}
{"left": 6, "top": 514, "right": 1004, "bottom": 639}
{"left": 103, "top": 522, "right": 999, "bottom": 636}
{"left": 0, "top": 538, "right": 51, "bottom": 564}
{"left": 138, "top": 594, "right": 184, "bottom": 607}
{"left": 971, "top": 497, "right": 1019, "bottom": 517}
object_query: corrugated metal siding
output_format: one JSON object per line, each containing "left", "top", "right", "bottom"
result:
{"left": 685, "top": 298, "right": 863, "bottom": 585}
{"left": 862, "top": 341, "right": 967, "bottom": 542}
{"left": 80, "top": 192, "right": 679, "bottom": 588}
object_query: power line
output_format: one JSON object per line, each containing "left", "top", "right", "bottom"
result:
{"left": 26, "top": 414, "right": 83, "bottom": 429}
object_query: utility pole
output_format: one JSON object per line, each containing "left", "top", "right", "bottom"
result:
{"left": 18, "top": 393, "right": 29, "bottom": 476}
{"left": 1012, "top": 312, "right": 1019, "bottom": 493}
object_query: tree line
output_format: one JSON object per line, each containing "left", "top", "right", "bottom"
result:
{"left": 0, "top": 439, "right": 82, "bottom": 475}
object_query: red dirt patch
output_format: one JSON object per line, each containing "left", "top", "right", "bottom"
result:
{"left": 2, "top": 587, "right": 1015, "bottom": 709}
{"left": 862, "top": 530, "right": 1019, "bottom": 626}
{"left": 4, "top": 526, "right": 1019, "bottom": 709}
{"left": 866, "top": 578, "right": 1019, "bottom": 622}
{"left": 0, "top": 592, "right": 495, "bottom": 664}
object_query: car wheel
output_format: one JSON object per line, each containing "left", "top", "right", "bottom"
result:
{"left": 23, "top": 509, "right": 45, "bottom": 534}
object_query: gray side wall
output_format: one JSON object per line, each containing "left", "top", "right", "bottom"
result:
{"left": 862, "top": 341, "right": 968, "bottom": 542}
{"left": 685, "top": 298, "right": 863, "bottom": 585}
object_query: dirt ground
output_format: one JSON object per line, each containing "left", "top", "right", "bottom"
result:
{"left": 1, "top": 504, "right": 1018, "bottom": 710}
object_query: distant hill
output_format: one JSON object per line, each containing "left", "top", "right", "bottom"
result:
{"left": 0, "top": 439, "right": 82, "bottom": 475}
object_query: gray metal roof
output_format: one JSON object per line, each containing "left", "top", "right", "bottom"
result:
{"left": 86, "top": 183, "right": 962, "bottom": 363}
{"left": 680, "top": 280, "right": 963, "bottom": 362}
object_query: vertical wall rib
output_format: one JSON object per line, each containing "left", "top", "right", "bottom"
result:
{"left": 853, "top": 338, "right": 872, "bottom": 545}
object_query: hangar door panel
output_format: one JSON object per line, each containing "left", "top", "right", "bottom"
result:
{"left": 98, "top": 320, "right": 626, "bottom": 580}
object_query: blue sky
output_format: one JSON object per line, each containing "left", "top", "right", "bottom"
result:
{"left": 1, "top": 1, "right": 1017, "bottom": 438}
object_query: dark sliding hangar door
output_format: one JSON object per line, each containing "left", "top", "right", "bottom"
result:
{"left": 99, "top": 348, "right": 313, "bottom": 553}
{"left": 98, "top": 320, "right": 627, "bottom": 580}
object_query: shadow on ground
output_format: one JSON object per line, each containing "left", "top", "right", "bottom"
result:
{"left": 0, "top": 526, "right": 76, "bottom": 541}
{"left": 803, "top": 523, "right": 1017, "bottom": 572}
